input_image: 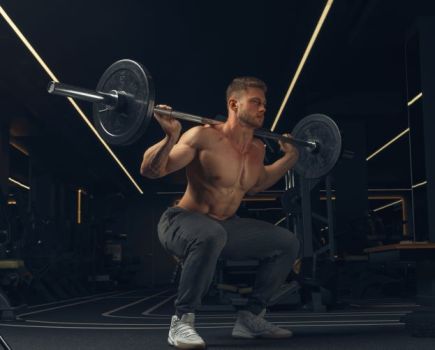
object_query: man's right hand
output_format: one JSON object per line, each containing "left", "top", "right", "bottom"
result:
{"left": 154, "top": 105, "right": 182, "bottom": 138}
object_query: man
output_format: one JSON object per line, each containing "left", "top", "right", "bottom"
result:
{"left": 140, "top": 77, "right": 300, "bottom": 349}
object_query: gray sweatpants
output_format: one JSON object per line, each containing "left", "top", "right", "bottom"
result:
{"left": 157, "top": 206, "right": 300, "bottom": 316}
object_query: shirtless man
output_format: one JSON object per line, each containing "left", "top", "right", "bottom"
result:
{"left": 140, "top": 77, "right": 300, "bottom": 349}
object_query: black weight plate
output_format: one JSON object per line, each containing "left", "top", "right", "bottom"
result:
{"left": 292, "top": 114, "right": 341, "bottom": 179}
{"left": 93, "top": 59, "right": 155, "bottom": 145}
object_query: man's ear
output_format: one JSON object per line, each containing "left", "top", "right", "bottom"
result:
{"left": 228, "top": 98, "right": 238, "bottom": 112}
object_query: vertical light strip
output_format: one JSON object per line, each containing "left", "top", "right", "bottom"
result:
{"left": 0, "top": 6, "right": 143, "bottom": 194}
{"left": 412, "top": 180, "right": 427, "bottom": 189}
{"left": 407, "top": 92, "right": 422, "bottom": 107}
{"left": 366, "top": 128, "right": 409, "bottom": 161}
{"left": 77, "top": 189, "right": 82, "bottom": 224}
{"left": 373, "top": 199, "right": 403, "bottom": 212}
{"left": 8, "top": 177, "right": 30, "bottom": 190}
{"left": 270, "top": 0, "right": 334, "bottom": 132}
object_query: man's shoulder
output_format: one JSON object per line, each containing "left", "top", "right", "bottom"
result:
{"left": 179, "top": 125, "right": 222, "bottom": 147}
{"left": 252, "top": 137, "right": 266, "bottom": 151}
{"left": 184, "top": 125, "right": 222, "bottom": 137}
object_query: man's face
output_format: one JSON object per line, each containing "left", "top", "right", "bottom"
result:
{"left": 234, "top": 87, "right": 267, "bottom": 129}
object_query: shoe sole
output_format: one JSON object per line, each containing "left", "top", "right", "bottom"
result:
{"left": 232, "top": 329, "right": 293, "bottom": 339}
{"left": 168, "top": 336, "right": 206, "bottom": 349}
{"left": 232, "top": 328, "right": 255, "bottom": 339}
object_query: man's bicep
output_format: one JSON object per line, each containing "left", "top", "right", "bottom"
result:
{"left": 248, "top": 165, "right": 268, "bottom": 194}
{"left": 166, "top": 143, "right": 196, "bottom": 173}
{"left": 165, "top": 127, "right": 201, "bottom": 174}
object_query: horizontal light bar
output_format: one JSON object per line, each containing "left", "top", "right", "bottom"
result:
{"left": 8, "top": 177, "right": 30, "bottom": 190}
{"left": 407, "top": 92, "right": 422, "bottom": 107}
{"left": 270, "top": 0, "right": 334, "bottom": 132}
{"left": 412, "top": 180, "right": 427, "bottom": 189}
{"left": 243, "top": 197, "right": 277, "bottom": 202}
{"left": 366, "top": 128, "right": 409, "bottom": 161}
{"left": 0, "top": 6, "right": 143, "bottom": 194}
{"left": 373, "top": 199, "right": 402, "bottom": 213}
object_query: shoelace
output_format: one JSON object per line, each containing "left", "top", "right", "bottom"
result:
{"left": 173, "top": 320, "right": 200, "bottom": 338}
{"left": 244, "top": 314, "right": 279, "bottom": 332}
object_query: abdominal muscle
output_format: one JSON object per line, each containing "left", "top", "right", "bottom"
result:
{"left": 177, "top": 182, "right": 245, "bottom": 220}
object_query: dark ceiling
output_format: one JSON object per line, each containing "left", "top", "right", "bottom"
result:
{"left": 1, "top": 0, "right": 434, "bottom": 198}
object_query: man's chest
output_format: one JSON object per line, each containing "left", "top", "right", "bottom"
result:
{"left": 196, "top": 143, "right": 263, "bottom": 190}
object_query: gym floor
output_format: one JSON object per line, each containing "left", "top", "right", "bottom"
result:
{"left": 1, "top": 289, "right": 433, "bottom": 350}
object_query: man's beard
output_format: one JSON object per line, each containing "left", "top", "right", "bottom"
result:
{"left": 238, "top": 111, "right": 263, "bottom": 129}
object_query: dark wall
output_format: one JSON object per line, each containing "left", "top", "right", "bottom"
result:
{"left": 419, "top": 17, "right": 435, "bottom": 242}
{"left": 115, "top": 195, "right": 176, "bottom": 287}
{"left": 334, "top": 119, "right": 368, "bottom": 253}
{"left": 0, "top": 122, "right": 9, "bottom": 195}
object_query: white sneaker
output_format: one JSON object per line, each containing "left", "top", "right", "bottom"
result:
{"left": 168, "top": 313, "right": 206, "bottom": 349}
{"left": 232, "top": 310, "right": 293, "bottom": 339}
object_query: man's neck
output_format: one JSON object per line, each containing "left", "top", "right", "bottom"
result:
{"left": 221, "top": 116, "right": 255, "bottom": 153}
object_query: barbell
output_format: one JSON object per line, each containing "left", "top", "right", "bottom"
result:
{"left": 47, "top": 59, "right": 342, "bottom": 179}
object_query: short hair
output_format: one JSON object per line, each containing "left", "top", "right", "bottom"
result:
{"left": 226, "top": 77, "right": 267, "bottom": 103}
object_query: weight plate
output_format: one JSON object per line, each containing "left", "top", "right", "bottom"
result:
{"left": 93, "top": 59, "right": 155, "bottom": 145}
{"left": 292, "top": 114, "right": 342, "bottom": 179}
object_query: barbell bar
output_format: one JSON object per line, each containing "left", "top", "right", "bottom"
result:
{"left": 47, "top": 81, "right": 317, "bottom": 151}
{"left": 47, "top": 59, "right": 341, "bottom": 179}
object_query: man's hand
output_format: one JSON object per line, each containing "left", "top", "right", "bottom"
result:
{"left": 278, "top": 133, "right": 299, "bottom": 160}
{"left": 154, "top": 104, "right": 182, "bottom": 138}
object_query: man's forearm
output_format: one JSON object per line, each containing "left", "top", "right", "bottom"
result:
{"left": 140, "top": 135, "right": 178, "bottom": 178}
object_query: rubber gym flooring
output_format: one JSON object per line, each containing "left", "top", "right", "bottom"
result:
{"left": 0, "top": 288, "right": 434, "bottom": 350}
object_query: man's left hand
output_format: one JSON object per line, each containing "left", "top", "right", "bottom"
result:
{"left": 278, "top": 133, "right": 299, "bottom": 159}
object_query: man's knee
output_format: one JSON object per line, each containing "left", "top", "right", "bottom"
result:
{"left": 275, "top": 228, "right": 300, "bottom": 256}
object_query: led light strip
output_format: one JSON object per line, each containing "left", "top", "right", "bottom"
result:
{"left": 275, "top": 195, "right": 407, "bottom": 227}
{"left": 366, "top": 92, "right": 422, "bottom": 161}
{"left": 77, "top": 189, "right": 82, "bottom": 224}
{"left": 373, "top": 199, "right": 402, "bottom": 213}
{"left": 274, "top": 216, "right": 288, "bottom": 226}
{"left": 0, "top": 6, "right": 143, "bottom": 194}
{"left": 8, "top": 177, "right": 30, "bottom": 190}
{"left": 407, "top": 92, "right": 422, "bottom": 107}
{"left": 9, "top": 141, "right": 29, "bottom": 156}
{"left": 412, "top": 180, "right": 427, "bottom": 189}
{"left": 271, "top": 0, "right": 334, "bottom": 132}
{"left": 366, "top": 128, "right": 409, "bottom": 161}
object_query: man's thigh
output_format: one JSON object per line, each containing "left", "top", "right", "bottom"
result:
{"left": 219, "top": 217, "right": 297, "bottom": 260}
{"left": 158, "top": 207, "right": 226, "bottom": 258}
